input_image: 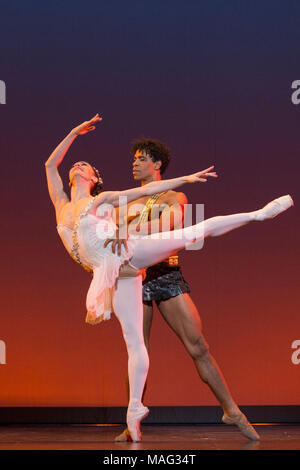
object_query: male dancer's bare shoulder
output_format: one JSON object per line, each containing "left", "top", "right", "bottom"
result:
{"left": 126, "top": 190, "right": 187, "bottom": 234}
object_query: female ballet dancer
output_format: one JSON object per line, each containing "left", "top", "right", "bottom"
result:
{"left": 45, "top": 114, "right": 293, "bottom": 442}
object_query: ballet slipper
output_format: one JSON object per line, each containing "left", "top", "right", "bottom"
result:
{"left": 114, "top": 428, "right": 133, "bottom": 442}
{"left": 222, "top": 412, "right": 260, "bottom": 441}
{"left": 253, "top": 194, "right": 294, "bottom": 221}
{"left": 126, "top": 405, "right": 149, "bottom": 442}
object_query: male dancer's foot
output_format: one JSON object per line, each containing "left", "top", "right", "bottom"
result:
{"left": 222, "top": 411, "right": 260, "bottom": 441}
{"left": 115, "top": 409, "right": 260, "bottom": 442}
{"left": 115, "top": 428, "right": 133, "bottom": 442}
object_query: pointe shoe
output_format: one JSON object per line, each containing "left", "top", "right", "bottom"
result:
{"left": 127, "top": 405, "right": 149, "bottom": 442}
{"left": 222, "top": 412, "right": 260, "bottom": 441}
{"left": 253, "top": 194, "right": 294, "bottom": 221}
{"left": 114, "top": 428, "right": 133, "bottom": 442}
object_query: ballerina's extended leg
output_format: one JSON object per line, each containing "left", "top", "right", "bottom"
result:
{"left": 130, "top": 195, "right": 294, "bottom": 270}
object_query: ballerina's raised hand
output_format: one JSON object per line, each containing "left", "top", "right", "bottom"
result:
{"left": 70, "top": 113, "right": 103, "bottom": 136}
{"left": 186, "top": 165, "right": 218, "bottom": 183}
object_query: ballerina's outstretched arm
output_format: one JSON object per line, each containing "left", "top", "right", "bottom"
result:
{"left": 90, "top": 166, "right": 218, "bottom": 212}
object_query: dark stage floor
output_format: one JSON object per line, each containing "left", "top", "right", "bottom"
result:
{"left": 0, "top": 424, "right": 299, "bottom": 450}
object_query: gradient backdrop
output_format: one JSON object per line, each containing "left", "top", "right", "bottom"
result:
{"left": 0, "top": 0, "right": 299, "bottom": 407}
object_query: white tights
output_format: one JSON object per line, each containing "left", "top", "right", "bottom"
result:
{"left": 112, "top": 275, "right": 149, "bottom": 411}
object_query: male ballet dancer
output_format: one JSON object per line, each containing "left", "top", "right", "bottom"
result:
{"left": 106, "top": 138, "right": 261, "bottom": 441}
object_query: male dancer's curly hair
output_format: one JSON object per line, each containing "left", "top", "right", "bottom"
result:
{"left": 90, "top": 165, "right": 103, "bottom": 196}
{"left": 131, "top": 138, "right": 171, "bottom": 175}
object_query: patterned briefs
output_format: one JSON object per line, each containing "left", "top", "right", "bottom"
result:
{"left": 142, "top": 261, "right": 191, "bottom": 303}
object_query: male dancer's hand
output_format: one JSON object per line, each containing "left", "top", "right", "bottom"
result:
{"left": 70, "top": 113, "right": 102, "bottom": 136}
{"left": 187, "top": 165, "right": 218, "bottom": 183}
{"left": 104, "top": 227, "right": 129, "bottom": 256}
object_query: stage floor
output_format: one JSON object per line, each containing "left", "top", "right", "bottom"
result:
{"left": 0, "top": 424, "right": 299, "bottom": 450}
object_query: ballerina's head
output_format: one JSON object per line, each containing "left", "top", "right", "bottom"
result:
{"left": 69, "top": 161, "right": 103, "bottom": 196}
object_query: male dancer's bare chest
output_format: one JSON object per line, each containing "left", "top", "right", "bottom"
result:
{"left": 126, "top": 192, "right": 170, "bottom": 224}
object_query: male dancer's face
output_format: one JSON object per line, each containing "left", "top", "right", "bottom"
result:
{"left": 132, "top": 150, "right": 161, "bottom": 182}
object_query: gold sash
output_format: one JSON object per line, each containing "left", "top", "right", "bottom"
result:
{"left": 135, "top": 192, "right": 178, "bottom": 266}
{"left": 135, "top": 192, "right": 165, "bottom": 224}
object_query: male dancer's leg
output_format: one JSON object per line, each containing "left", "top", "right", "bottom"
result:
{"left": 143, "top": 302, "right": 154, "bottom": 352}
{"left": 156, "top": 294, "right": 261, "bottom": 441}
{"left": 157, "top": 293, "right": 239, "bottom": 416}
